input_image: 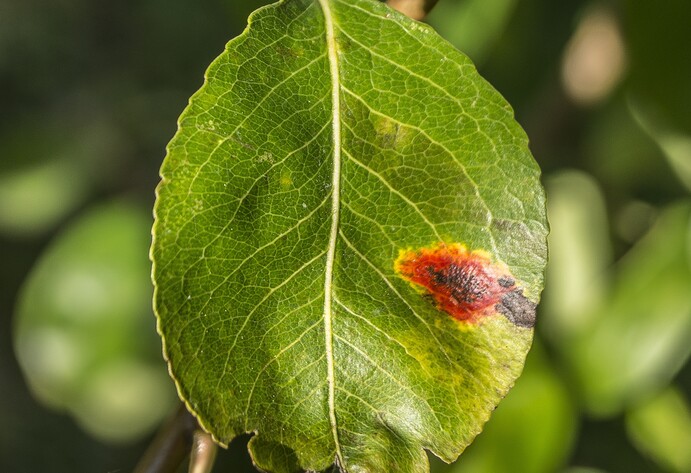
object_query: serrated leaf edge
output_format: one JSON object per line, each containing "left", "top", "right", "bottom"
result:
{"left": 149, "top": 0, "right": 283, "bottom": 451}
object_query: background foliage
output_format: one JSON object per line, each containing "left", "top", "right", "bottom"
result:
{"left": 1, "top": 0, "right": 690, "bottom": 471}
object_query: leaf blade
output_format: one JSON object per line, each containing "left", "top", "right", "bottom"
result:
{"left": 152, "top": 0, "right": 547, "bottom": 471}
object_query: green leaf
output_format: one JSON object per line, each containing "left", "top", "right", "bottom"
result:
{"left": 432, "top": 342, "right": 576, "bottom": 473}
{"left": 562, "top": 469, "right": 610, "bottom": 473}
{"left": 630, "top": 101, "right": 691, "bottom": 193}
{"left": 626, "top": 0, "right": 691, "bottom": 133}
{"left": 151, "top": 0, "right": 547, "bottom": 471}
{"left": 427, "top": 0, "right": 518, "bottom": 65}
{"left": 542, "top": 171, "right": 612, "bottom": 340}
{"left": 14, "top": 201, "right": 176, "bottom": 442}
{"left": 0, "top": 114, "right": 123, "bottom": 237}
{"left": 626, "top": 387, "right": 691, "bottom": 472}
{"left": 565, "top": 203, "right": 691, "bottom": 416}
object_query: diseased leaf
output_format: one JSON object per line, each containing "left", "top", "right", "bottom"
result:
{"left": 151, "top": 0, "right": 547, "bottom": 471}
{"left": 433, "top": 343, "right": 576, "bottom": 473}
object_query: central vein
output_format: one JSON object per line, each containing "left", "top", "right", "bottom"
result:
{"left": 317, "top": 0, "right": 344, "bottom": 466}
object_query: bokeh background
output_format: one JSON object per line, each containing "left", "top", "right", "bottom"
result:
{"left": 2, "top": 0, "right": 690, "bottom": 471}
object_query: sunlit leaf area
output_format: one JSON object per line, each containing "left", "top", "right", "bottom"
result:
{"left": 2, "top": 0, "right": 690, "bottom": 472}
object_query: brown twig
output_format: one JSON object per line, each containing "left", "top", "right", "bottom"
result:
{"left": 133, "top": 404, "right": 199, "bottom": 473}
{"left": 188, "top": 430, "right": 218, "bottom": 473}
{"left": 386, "top": 0, "right": 441, "bottom": 21}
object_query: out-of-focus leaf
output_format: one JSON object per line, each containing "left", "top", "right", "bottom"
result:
{"left": 562, "top": 468, "right": 610, "bottom": 473}
{"left": 614, "top": 200, "right": 657, "bottom": 245}
{"left": 427, "top": 0, "right": 518, "bottom": 64}
{"left": 630, "top": 101, "right": 691, "bottom": 193}
{"left": 0, "top": 158, "right": 89, "bottom": 236}
{"left": 542, "top": 171, "right": 611, "bottom": 339}
{"left": 152, "top": 0, "right": 548, "bottom": 471}
{"left": 656, "top": 134, "right": 691, "bottom": 193}
{"left": 625, "top": 0, "right": 691, "bottom": 133}
{"left": 626, "top": 387, "right": 691, "bottom": 472}
{"left": 14, "top": 201, "right": 175, "bottom": 442}
{"left": 566, "top": 203, "right": 691, "bottom": 416}
{"left": 431, "top": 342, "right": 576, "bottom": 473}
{"left": 0, "top": 114, "right": 124, "bottom": 237}
{"left": 584, "top": 100, "right": 681, "bottom": 201}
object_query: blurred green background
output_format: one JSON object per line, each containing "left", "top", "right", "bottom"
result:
{"left": 1, "top": 0, "right": 690, "bottom": 471}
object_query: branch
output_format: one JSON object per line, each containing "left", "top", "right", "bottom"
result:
{"left": 134, "top": 404, "right": 199, "bottom": 473}
{"left": 189, "top": 431, "right": 218, "bottom": 473}
{"left": 386, "top": 0, "right": 441, "bottom": 21}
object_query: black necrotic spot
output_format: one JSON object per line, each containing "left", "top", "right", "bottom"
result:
{"left": 498, "top": 277, "right": 515, "bottom": 288}
{"left": 495, "top": 290, "right": 537, "bottom": 328}
{"left": 428, "top": 266, "right": 446, "bottom": 285}
{"left": 447, "top": 263, "right": 490, "bottom": 305}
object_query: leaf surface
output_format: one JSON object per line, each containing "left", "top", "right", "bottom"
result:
{"left": 152, "top": 0, "right": 547, "bottom": 471}
{"left": 435, "top": 343, "right": 576, "bottom": 473}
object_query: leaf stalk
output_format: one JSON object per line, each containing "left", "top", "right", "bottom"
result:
{"left": 133, "top": 404, "right": 201, "bottom": 473}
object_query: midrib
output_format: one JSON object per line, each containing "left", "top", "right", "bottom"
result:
{"left": 317, "top": 0, "right": 344, "bottom": 466}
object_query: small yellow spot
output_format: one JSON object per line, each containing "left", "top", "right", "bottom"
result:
{"left": 280, "top": 169, "right": 293, "bottom": 188}
{"left": 372, "top": 116, "right": 409, "bottom": 149}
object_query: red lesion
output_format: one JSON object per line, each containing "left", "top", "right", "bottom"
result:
{"left": 395, "top": 243, "right": 516, "bottom": 324}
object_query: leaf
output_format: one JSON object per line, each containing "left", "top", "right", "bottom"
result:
{"left": 630, "top": 101, "right": 691, "bottom": 193}
{"left": 151, "top": 0, "right": 547, "bottom": 471}
{"left": 14, "top": 201, "right": 176, "bottom": 442}
{"left": 564, "top": 203, "right": 691, "bottom": 416}
{"left": 626, "top": 0, "right": 691, "bottom": 133}
{"left": 626, "top": 387, "right": 691, "bottom": 472}
{"left": 0, "top": 113, "right": 123, "bottom": 237}
{"left": 433, "top": 343, "right": 576, "bottom": 473}
{"left": 541, "top": 171, "right": 612, "bottom": 339}
{"left": 562, "top": 469, "right": 610, "bottom": 473}
{"left": 427, "top": 0, "right": 518, "bottom": 65}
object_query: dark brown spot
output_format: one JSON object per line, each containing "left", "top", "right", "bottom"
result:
{"left": 495, "top": 290, "right": 537, "bottom": 328}
{"left": 395, "top": 244, "right": 511, "bottom": 323}
{"left": 448, "top": 263, "right": 492, "bottom": 304}
{"left": 497, "top": 277, "right": 515, "bottom": 289}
